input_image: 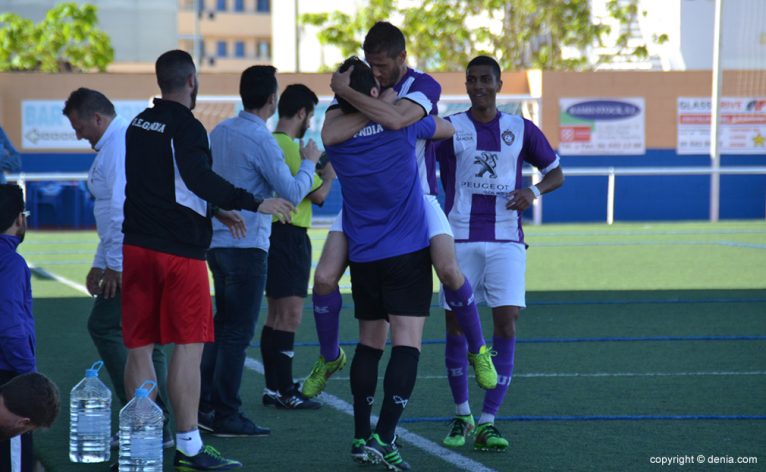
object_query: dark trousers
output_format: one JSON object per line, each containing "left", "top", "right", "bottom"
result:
{"left": 201, "top": 248, "right": 267, "bottom": 419}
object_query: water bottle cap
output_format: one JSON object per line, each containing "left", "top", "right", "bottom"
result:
{"left": 134, "top": 380, "right": 157, "bottom": 399}
{"left": 85, "top": 360, "right": 104, "bottom": 377}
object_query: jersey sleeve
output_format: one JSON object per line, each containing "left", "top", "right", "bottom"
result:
{"left": 401, "top": 74, "right": 441, "bottom": 117}
{"left": 410, "top": 115, "right": 437, "bottom": 141}
{"left": 521, "top": 118, "right": 560, "bottom": 174}
{"left": 174, "top": 119, "right": 262, "bottom": 212}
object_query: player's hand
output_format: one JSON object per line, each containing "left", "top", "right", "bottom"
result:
{"left": 300, "top": 139, "right": 322, "bottom": 163}
{"left": 330, "top": 66, "right": 353, "bottom": 96}
{"left": 318, "top": 161, "right": 336, "bottom": 181}
{"left": 258, "top": 198, "right": 294, "bottom": 224}
{"left": 505, "top": 188, "right": 536, "bottom": 211}
{"left": 86, "top": 267, "right": 104, "bottom": 296}
{"left": 215, "top": 209, "right": 247, "bottom": 239}
{"left": 100, "top": 268, "right": 121, "bottom": 299}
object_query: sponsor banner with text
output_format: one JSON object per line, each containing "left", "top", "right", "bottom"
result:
{"left": 559, "top": 98, "right": 645, "bottom": 156}
{"left": 677, "top": 97, "right": 766, "bottom": 155}
{"left": 22, "top": 100, "right": 149, "bottom": 150}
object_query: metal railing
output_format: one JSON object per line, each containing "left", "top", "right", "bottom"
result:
{"left": 8, "top": 166, "right": 766, "bottom": 225}
{"left": 526, "top": 166, "right": 766, "bottom": 224}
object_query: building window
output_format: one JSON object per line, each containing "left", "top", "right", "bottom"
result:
{"left": 257, "top": 0, "right": 269, "bottom": 13}
{"left": 235, "top": 41, "right": 245, "bottom": 58}
{"left": 216, "top": 0, "right": 226, "bottom": 11}
{"left": 217, "top": 41, "right": 228, "bottom": 57}
{"left": 257, "top": 40, "right": 270, "bottom": 59}
{"left": 234, "top": 0, "right": 244, "bottom": 12}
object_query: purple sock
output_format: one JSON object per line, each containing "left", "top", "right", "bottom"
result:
{"left": 444, "top": 279, "right": 485, "bottom": 353}
{"left": 445, "top": 334, "right": 469, "bottom": 405}
{"left": 482, "top": 336, "right": 516, "bottom": 416}
{"left": 313, "top": 288, "right": 342, "bottom": 361}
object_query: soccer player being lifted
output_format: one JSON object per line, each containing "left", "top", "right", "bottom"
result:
{"left": 436, "top": 56, "right": 564, "bottom": 451}
{"left": 302, "top": 21, "right": 497, "bottom": 401}
{"left": 323, "top": 56, "right": 454, "bottom": 471}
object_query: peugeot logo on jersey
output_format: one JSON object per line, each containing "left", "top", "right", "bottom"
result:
{"left": 474, "top": 152, "right": 498, "bottom": 178}
{"left": 502, "top": 129, "right": 515, "bottom": 146}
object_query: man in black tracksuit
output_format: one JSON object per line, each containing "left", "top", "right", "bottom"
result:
{"left": 121, "top": 49, "right": 293, "bottom": 470}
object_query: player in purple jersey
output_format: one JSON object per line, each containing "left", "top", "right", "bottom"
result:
{"left": 436, "top": 56, "right": 564, "bottom": 452}
{"left": 302, "top": 21, "right": 497, "bottom": 403}
{"left": 323, "top": 57, "right": 454, "bottom": 471}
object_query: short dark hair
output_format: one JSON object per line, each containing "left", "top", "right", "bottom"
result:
{"left": 0, "top": 373, "right": 60, "bottom": 428}
{"left": 467, "top": 55, "right": 502, "bottom": 81}
{"left": 240, "top": 65, "right": 278, "bottom": 110}
{"left": 336, "top": 57, "right": 378, "bottom": 114}
{"left": 155, "top": 50, "right": 196, "bottom": 94}
{"left": 62, "top": 88, "right": 116, "bottom": 119}
{"left": 0, "top": 184, "right": 24, "bottom": 233}
{"left": 277, "top": 84, "right": 319, "bottom": 119}
{"left": 363, "top": 21, "right": 406, "bottom": 58}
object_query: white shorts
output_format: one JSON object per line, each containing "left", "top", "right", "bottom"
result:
{"left": 329, "top": 194, "right": 453, "bottom": 240}
{"left": 441, "top": 241, "right": 526, "bottom": 309}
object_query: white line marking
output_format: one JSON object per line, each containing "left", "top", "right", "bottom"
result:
{"left": 28, "top": 264, "right": 91, "bottom": 296}
{"left": 244, "top": 358, "right": 497, "bottom": 472}
{"left": 331, "top": 371, "right": 766, "bottom": 381}
{"left": 40, "top": 269, "right": 495, "bottom": 470}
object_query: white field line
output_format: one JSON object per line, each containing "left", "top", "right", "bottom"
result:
{"left": 329, "top": 371, "right": 766, "bottom": 381}
{"left": 244, "top": 358, "right": 497, "bottom": 472}
{"left": 38, "top": 268, "right": 496, "bottom": 471}
{"left": 28, "top": 263, "right": 91, "bottom": 296}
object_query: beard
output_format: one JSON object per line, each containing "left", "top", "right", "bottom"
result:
{"left": 297, "top": 116, "right": 310, "bottom": 139}
{"left": 190, "top": 79, "right": 199, "bottom": 110}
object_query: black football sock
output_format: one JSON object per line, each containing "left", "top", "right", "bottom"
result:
{"left": 350, "top": 343, "right": 384, "bottom": 440}
{"left": 375, "top": 346, "right": 420, "bottom": 444}
{"left": 260, "top": 325, "right": 278, "bottom": 392}
{"left": 272, "top": 329, "right": 296, "bottom": 395}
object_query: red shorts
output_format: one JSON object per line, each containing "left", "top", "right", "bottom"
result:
{"left": 122, "top": 244, "right": 214, "bottom": 348}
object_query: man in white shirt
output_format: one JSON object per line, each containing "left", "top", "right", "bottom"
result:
{"left": 63, "top": 88, "right": 174, "bottom": 449}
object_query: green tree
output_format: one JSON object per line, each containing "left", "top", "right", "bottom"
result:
{"left": 301, "top": 0, "right": 662, "bottom": 71}
{"left": 0, "top": 2, "right": 114, "bottom": 72}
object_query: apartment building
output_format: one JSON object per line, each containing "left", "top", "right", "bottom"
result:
{"left": 177, "top": 0, "right": 273, "bottom": 72}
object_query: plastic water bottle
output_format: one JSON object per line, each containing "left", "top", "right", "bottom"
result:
{"left": 119, "top": 380, "right": 163, "bottom": 471}
{"left": 69, "top": 360, "right": 112, "bottom": 463}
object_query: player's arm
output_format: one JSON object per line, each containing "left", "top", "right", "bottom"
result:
{"left": 174, "top": 121, "right": 263, "bottom": 212}
{"left": 506, "top": 121, "right": 565, "bottom": 211}
{"left": 308, "top": 162, "right": 336, "bottom": 205}
{"left": 321, "top": 89, "right": 405, "bottom": 145}
{"left": 506, "top": 166, "right": 564, "bottom": 212}
{"left": 321, "top": 108, "right": 368, "bottom": 146}
{"left": 259, "top": 138, "right": 317, "bottom": 206}
{"left": 331, "top": 67, "right": 427, "bottom": 130}
{"left": 431, "top": 116, "right": 455, "bottom": 140}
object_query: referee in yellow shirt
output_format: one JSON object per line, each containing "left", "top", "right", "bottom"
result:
{"left": 261, "top": 84, "right": 335, "bottom": 409}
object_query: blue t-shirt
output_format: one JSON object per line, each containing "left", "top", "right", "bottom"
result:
{"left": 327, "top": 116, "right": 437, "bottom": 263}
